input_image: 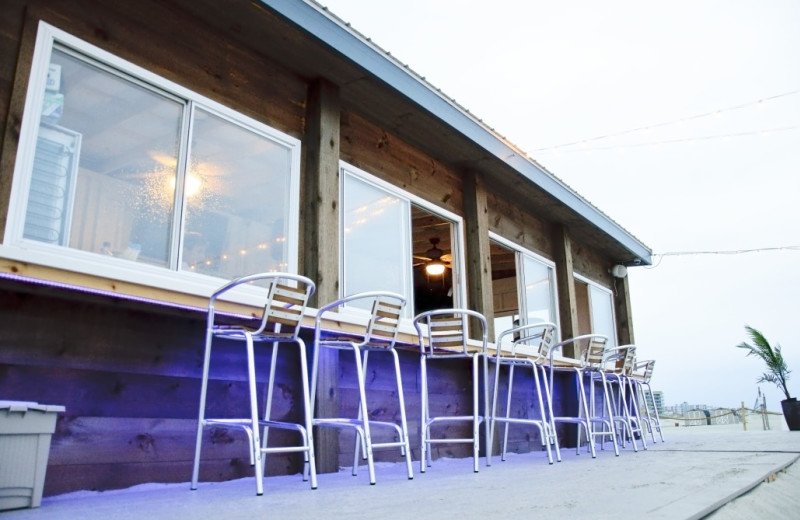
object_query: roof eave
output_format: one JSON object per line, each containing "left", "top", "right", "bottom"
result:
{"left": 257, "top": 0, "right": 652, "bottom": 266}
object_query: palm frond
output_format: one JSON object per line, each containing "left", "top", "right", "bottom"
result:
{"left": 737, "top": 325, "right": 792, "bottom": 400}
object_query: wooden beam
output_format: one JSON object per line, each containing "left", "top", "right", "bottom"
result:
{"left": 302, "top": 77, "right": 341, "bottom": 473}
{"left": 462, "top": 170, "right": 494, "bottom": 339}
{"left": 552, "top": 224, "right": 579, "bottom": 357}
{"left": 614, "top": 273, "right": 635, "bottom": 346}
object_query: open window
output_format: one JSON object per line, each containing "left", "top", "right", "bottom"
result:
{"left": 340, "top": 163, "right": 464, "bottom": 317}
{"left": 489, "top": 234, "right": 559, "bottom": 337}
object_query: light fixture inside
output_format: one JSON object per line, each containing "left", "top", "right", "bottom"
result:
{"left": 422, "top": 237, "right": 447, "bottom": 276}
{"left": 425, "top": 261, "right": 446, "bottom": 276}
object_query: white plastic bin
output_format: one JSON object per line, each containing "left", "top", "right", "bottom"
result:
{"left": 0, "top": 401, "right": 65, "bottom": 510}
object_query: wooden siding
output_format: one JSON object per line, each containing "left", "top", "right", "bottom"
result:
{"left": 340, "top": 110, "right": 464, "bottom": 216}
{"left": 0, "top": 279, "right": 581, "bottom": 494}
{"left": 0, "top": 0, "right": 633, "bottom": 496}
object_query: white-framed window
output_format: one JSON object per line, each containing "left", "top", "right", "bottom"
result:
{"left": 340, "top": 162, "right": 466, "bottom": 318}
{"left": 574, "top": 274, "right": 618, "bottom": 348}
{"left": 3, "top": 22, "right": 301, "bottom": 298}
{"left": 489, "top": 233, "right": 560, "bottom": 338}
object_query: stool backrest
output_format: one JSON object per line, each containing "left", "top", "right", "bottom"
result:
{"left": 414, "top": 308, "right": 488, "bottom": 357}
{"left": 364, "top": 295, "right": 405, "bottom": 348}
{"left": 208, "top": 272, "right": 315, "bottom": 340}
{"left": 496, "top": 322, "right": 557, "bottom": 360}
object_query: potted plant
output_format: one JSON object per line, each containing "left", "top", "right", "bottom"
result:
{"left": 736, "top": 325, "right": 799, "bottom": 431}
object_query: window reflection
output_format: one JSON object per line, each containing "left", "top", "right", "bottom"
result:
{"left": 181, "top": 108, "right": 291, "bottom": 278}
{"left": 21, "top": 45, "right": 296, "bottom": 280}
{"left": 342, "top": 174, "right": 410, "bottom": 312}
{"left": 25, "top": 47, "right": 181, "bottom": 266}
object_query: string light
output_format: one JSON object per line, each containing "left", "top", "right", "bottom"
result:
{"left": 535, "top": 89, "right": 800, "bottom": 153}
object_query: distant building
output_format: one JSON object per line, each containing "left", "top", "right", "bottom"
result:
{"left": 651, "top": 391, "right": 664, "bottom": 415}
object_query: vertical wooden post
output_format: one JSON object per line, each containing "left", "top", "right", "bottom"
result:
{"left": 552, "top": 224, "right": 578, "bottom": 357}
{"left": 303, "top": 78, "right": 340, "bottom": 473}
{"left": 614, "top": 273, "right": 635, "bottom": 346}
{"left": 741, "top": 401, "right": 747, "bottom": 431}
{"left": 462, "top": 170, "right": 494, "bottom": 339}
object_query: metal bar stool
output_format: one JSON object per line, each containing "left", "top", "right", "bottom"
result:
{"left": 546, "top": 334, "right": 619, "bottom": 458}
{"left": 191, "top": 273, "right": 317, "bottom": 496}
{"left": 601, "top": 345, "right": 645, "bottom": 452}
{"left": 414, "top": 309, "right": 489, "bottom": 473}
{"left": 488, "top": 322, "right": 560, "bottom": 464}
{"left": 630, "top": 359, "right": 664, "bottom": 443}
{"left": 310, "top": 292, "right": 413, "bottom": 485}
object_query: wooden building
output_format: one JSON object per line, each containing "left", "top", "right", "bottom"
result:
{"left": 0, "top": 0, "right": 651, "bottom": 495}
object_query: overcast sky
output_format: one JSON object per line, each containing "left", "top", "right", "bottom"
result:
{"left": 319, "top": 0, "right": 800, "bottom": 414}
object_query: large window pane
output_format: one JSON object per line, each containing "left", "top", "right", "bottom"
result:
{"left": 23, "top": 47, "right": 182, "bottom": 267}
{"left": 342, "top": 173, "right": 411, "bottom": 312}
{"left": 181, "top": 108, "right": 292, "bottom": 278}
{"left": 521, "top": 254, "right": 556, "bottom": 325}
{"left": 589, "top": 285, "right": 617, "bottom": 348}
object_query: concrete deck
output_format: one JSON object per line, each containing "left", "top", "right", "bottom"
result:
{"left": 5, "top": 424, "right": 799, "bottom": 519}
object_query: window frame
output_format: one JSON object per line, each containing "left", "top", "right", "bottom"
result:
{"left": 489, "top": 232, "right": 561, "bottom": 338}
{"left": 2, "top": 22, "right": 302, "bottom": 304}
{"left": 339, "top": 161, "right": 467, "bottom": 319}
{"left": 574, "top": 273, "right": 618, "bottom": 348}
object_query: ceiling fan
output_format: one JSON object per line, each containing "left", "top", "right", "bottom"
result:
{"left": 413, "top": 237, "right": 452, "bottom": 275}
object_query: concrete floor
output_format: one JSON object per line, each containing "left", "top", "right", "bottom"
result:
{"left": 5, "top": 423, "right": 800, "bottom": 520}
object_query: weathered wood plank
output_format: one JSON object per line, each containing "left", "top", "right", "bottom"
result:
{"left": 340, "top": 110, "right": 463, "bottom": 216}
{"left": 463, "top": 170, "right": 494, "bottom": 338}
{"left": 552, "top": 224, "right": 579, "bottom": 356}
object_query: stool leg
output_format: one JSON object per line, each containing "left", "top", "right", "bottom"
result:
{"left": 391, "top": 349, "right": 413, "bottom": 479}
{"left": 539, "top": 365, "right": 561, "bottom": 462}
{"left": 244, "top": 332, "right": 265, "bottom": 496}
{"left": 191, "top": 327, "right": 214, "bottom": 491}
{"left": 297, "top": 338, "right": 317, "bottom": 489}
{"left": 352, "top": 346, "right": 376, "bottom": 484}
{"left": 488, "top": 359, "right": 501, "bottom": 466}
{"left": 531, "top": 363, "right": 553, "bottom": 464}
{"left": 260, "top": 342, "right": 280, "bottom": 475}
{"left": 502, "top": 363, "right": 515, "bottom": 461}
{"left": 472, "top": 354, "right": 480, "bottom": 472}
{"left": 420, "top": 356, "right": 430, "bottom": 473}
{"left": 576, "top": 369, "right": 597, "bottom": 458}
{"left": 481, "top": 354, "right": 490, "bottom": 470}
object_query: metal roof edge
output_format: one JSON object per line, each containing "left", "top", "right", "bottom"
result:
{"left": 258, "top": 0, "right": 652, "bottom": 265}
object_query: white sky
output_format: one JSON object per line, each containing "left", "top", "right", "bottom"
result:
{"left": 319, "top": 0, "right": 800, "bottom": 414}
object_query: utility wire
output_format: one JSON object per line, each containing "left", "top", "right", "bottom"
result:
{"left": 534, "top": 88, "right": 800, "bottom": 152}
{"left": 645, "top": 245, "right": 800, "bottom": 269}
{"left": 546, "top": 125, "right": 800, "bottom": 153}
{"left": 653, "top": 245, "right": 800, "bottom": 257}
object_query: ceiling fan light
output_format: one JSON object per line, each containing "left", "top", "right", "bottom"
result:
{"left": 425, "top": 261, "right": 446, "bottom": 276}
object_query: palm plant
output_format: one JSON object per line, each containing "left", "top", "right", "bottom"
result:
{"left": 736, "top": 325, "right": 792, "bottom": 400}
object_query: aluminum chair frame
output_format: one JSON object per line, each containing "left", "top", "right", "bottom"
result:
{"left": 310, "top": 292, "right": 413, "bottom": 485}
{"left": 600, "top": 345, "right": 645, "bottom": 452}
{"left": 630, "top": 359, "right": 664, "bottom": 443}
{"left": 414, "top": 309, "right": 490, "bottom": 473}
{"left": 191, "top": 273, "right": 317, "bottom": 496}
{"left": 546, "top": 334, "right": 620, "bottom": 458}
{"left": 488, "top": 322, "right": 560, "bottom": 464}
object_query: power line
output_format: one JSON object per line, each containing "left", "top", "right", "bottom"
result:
{"left": 534, "top": 88, "right": 800, "bottom": 152}
{"left": 646, "top": 245, "right": 800, "bottom": 268}
{"left": 653, "top": 245, "right": 800, "bottom": 257}
{"left": 544, "top": 125, "right": 800, "bottom": 154}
